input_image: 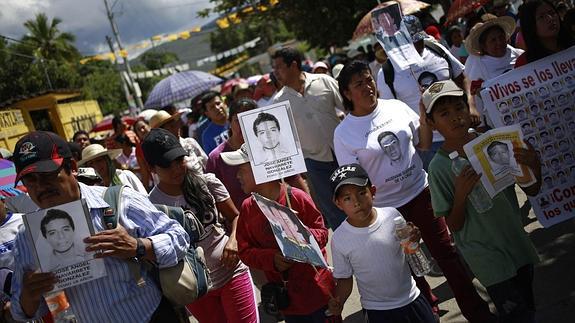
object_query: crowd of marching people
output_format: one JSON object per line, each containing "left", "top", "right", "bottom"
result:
{"left": 1, "top": 0, "right": 574, "bottom": 322}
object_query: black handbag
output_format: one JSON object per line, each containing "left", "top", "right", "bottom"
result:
{"left": 260, "top": 281, "right": 290, "bottom": 315}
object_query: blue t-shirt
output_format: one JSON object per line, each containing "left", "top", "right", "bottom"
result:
{"left": 201, "top": 122, "right": 229, "bottom": 154}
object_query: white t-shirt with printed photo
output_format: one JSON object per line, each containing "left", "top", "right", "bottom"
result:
{"left": 377, "top": 43, "right": 463, "bottom": 142}
{"left": 334, "top": 99, "right": 427, "bottom": 208}
{"left": 331, "top": 207, "right": 419, "bottom": 310}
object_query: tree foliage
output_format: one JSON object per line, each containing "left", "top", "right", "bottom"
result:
{"left": 21, "top": 13, "right": 80, "bottom": 62}
{"left": 139, "top": 50, "right": 179, "bottom": 70}
{"left": 0, "top": 13, "right": 127, "bottom": 117}
{"left": 200, "top": 0, "right": 375, "bottom": 49}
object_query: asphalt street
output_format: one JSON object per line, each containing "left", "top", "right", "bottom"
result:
{"left": 193, "top": 188, "right": 575, "bottom": 322}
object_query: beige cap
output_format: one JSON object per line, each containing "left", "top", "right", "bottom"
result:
{"left": 78, "top": 144, "right": 122, "bottom": 166}
{"left": 220, "top": 144, "right": 250, "bottom": 166}
{"left": 422, "top": 80, "right": 465, "bottom": 114}
{"left": 149, "top": 110, "right": 183, "bottom": 129}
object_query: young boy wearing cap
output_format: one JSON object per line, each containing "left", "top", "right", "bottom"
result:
{"left": 327, "top": 164, "right": 435, "bottom": 323}
{"left": 423, "top": 80, "right": 541, "bottom": 323}
{"left": 220, "top": 144, "right": 337, "bottom": 321}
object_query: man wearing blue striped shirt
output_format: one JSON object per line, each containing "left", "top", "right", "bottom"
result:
{"left": 9, "top": 131, "right": 189, "bottom": 322}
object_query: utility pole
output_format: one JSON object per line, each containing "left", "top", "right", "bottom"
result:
{"left": 106, "top": 35, "right": 134, "bottom": 110}
{"left": 103, "top": 0, "right": 144, "bottom": 112}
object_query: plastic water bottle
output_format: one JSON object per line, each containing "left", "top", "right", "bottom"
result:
{"left": 449, "top": 151, "right": 493, "bottom": 213}
{"left": 394, "top": 216, "right": 431, "bottom": 277}
{"left": 45, "top": 290, "right": 77, "bottom": 323}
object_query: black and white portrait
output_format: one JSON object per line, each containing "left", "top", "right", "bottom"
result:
{"left": 241, "top": 105, "right": 299, "bottom": 166}
{"left": 377, "top": 131, "right": 403, "bottom": 166}
{"left": 23, "top": 201, "right": 95, "bottom": 273}
{"left": 485, "top": 140, "right": 521, "bottom": 177}
{"left": 238, "top": 101, "right": 307, "bottom": 184}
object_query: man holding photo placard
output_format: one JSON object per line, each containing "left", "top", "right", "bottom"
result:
{"left": 9, "top": 131, "right": 189, "bottom": 323}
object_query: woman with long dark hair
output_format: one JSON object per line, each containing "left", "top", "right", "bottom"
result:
{"left": 142, "top": 128, "right": 258, "bottom": 323}
{"left": 515, "top": 0, "right": 574, "bottom": 67}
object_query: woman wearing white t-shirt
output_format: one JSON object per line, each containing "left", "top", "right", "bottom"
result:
{"left": 78, "top": 144, "right": 147, "bottom": 195}
{"left": 464, "top": 15, "right": 524, "bottom": 128}
{"left": 333, "top": 61, "right": 497, "bottom": 322}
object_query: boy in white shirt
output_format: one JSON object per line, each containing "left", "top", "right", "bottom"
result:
{"left": 327, "top": 164, "right": 436, "bottom": 322}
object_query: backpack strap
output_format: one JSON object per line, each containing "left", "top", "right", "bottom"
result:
{"left": 154, "top": 204, "right": 205, "bottom": 243}
{"left": 102, "top": 185, "right": 124, "bottom": 229}
{"left": 424, "top": 40, "right": 453, "bottom": 79}
{"left": 381, "top": 60, "right": 397, "bottom": 99}
{"left": 102, "top": 185, "right": 146, "bottom": 288}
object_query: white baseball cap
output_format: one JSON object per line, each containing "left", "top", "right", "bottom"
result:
{"left": 422, "top": 80, "right": 465, "bottom": 114}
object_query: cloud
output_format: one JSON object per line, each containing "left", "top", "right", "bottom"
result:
{"left": 2, "top": 0, "right": 214, "bottom": 55}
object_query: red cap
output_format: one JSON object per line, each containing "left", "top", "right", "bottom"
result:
{"left": 13, "top": 131, "right": 72, "bottom": 184}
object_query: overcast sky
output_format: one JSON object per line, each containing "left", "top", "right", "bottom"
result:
{"left": 1, "top": 0, "right": 215, "bottom": 56}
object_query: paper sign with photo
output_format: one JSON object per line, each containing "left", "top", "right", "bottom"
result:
{"left": 371, "top": 2, "right": 422, "bottom": 70}
{"left": 252, "top": 193, "right": 327, "bottom": 268}
{"left": 479, "top": 47, "right": 575, "bottom": 227}
{"left": 23, "top": 199, "right": 107, "bottom": 290}
{"left": 238, "top": 100, "right": 307, "bottom": 184}
{"left": 463, "top": 125, "right": 536, "bottom": 197}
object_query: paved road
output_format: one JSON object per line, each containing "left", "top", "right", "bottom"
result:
{"left": 193, "top": 188, "right": 575, "bottom": 322}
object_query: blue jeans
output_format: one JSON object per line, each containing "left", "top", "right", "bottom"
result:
{"left": 304, "top": 158, "right": 347, "bottom": 230}
{"left": 417, "top": 141, "right": 443, "bottom": 171}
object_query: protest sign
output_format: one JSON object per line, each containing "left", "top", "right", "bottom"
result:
{"left": 23, "top": 199, "right": 107, "bottom": 290}
{"left": 238, "top": 100, "right": 306, "bottom": 184}
{"left": 371, "top": 2, "right": 422, "bottom": 70}
{"left": 480, "top": 47, "right": 575, "bottom": 227}
{"left": 252, "top": 193, "right": 327, "bottom": 268}
{"left": 464, "top": 125, "right": 536, "bottom": 197}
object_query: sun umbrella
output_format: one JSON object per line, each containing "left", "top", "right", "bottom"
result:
{"left": 144, "top": 70, "right": 223, "bottom": 109}
{"left": 446, "top": 0, "right": 490, "bottom": 24}
{"left": 90, "top": 116, "right": 136, "bottom": 133}
{"left": 352, "top": 0, "right": 431, "bottom": 40}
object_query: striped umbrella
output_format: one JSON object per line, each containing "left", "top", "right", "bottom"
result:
{"left": 144, "top": 70, "right": 223, "bottom": 109}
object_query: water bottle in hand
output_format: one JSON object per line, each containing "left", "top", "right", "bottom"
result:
{"left": 394, "top": 216, "right": 431, "bottom": 277}
{"left": 449, "top": 151, "right": 493, "bottom": 213}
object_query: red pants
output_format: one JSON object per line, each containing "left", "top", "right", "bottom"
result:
{"left": 398, "top": 188, "right": 496, "bottom": 323}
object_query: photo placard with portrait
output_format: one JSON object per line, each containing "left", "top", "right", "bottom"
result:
{"left": 371, "top": 2, "right": 422, "bottom": 70}
{"left": 463, "top": 125, "right": 536, "bottom": 198}
{"left": 252, "top": 193, "right": 327, "bottom": 268}
{"left": 480, "top": 47, "right": 575, "bottom": 227}
{"left": 22, "top": 199, "right": 107, "bottom": 290}
{"left": 238, "top": 100, "right": 306, "bottom": 184}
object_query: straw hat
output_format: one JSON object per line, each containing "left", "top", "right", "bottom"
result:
{"left": 465, "top": 14, "right": 516, "bottom": 56}
{"left": 78, "top": 144, "right": 121, "bottom": 166}
{"left": 149, "top": 110, "right": 183, "bottom": 129}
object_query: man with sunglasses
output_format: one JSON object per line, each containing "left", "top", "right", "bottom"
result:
{"left": 8, "top": 131, "right": 189, "bottom": 323}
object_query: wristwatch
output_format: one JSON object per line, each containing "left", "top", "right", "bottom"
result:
{"left": 135, "top": 238, "right": 146, "bottom": 260}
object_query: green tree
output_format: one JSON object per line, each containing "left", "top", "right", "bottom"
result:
{"left": 199, "top": 0, "right": 375, "bottom": 49}
{"left": 139, "top": 50, "right": 180, "bottom": 70}
{"left": 79, "top": 61, "right": 126, "bottom": 116}
{"left": 22, "top": 13, "right": 80, "bottom": 61}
